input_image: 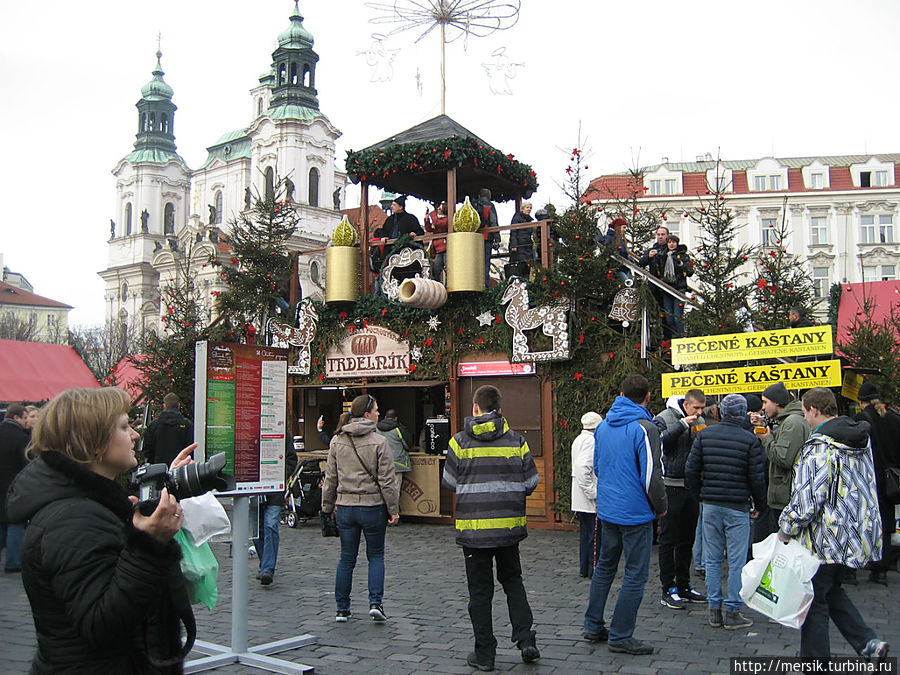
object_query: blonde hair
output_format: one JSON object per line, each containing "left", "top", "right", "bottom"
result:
{"left": 30, "top": 388, "right": 132, "bottom": 464}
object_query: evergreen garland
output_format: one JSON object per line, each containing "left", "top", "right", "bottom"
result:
{"left": 346, "top": 136, "right": 538, "bottom": 201}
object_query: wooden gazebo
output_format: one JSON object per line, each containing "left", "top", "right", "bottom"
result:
{"left": 345, "top": 114, "right": 539, "bottom": 293}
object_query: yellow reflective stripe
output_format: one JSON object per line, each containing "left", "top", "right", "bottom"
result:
{"left": 455, "top": 516, "right": 527, "bottom": 531}
{"left": 453, "top": 445, "right": 523, "bottom": 460}
{"left": 471, "top": 420, "right": 497, "bottom": 435}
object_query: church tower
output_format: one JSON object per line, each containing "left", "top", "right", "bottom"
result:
{"left": 100, "top": 49, "right": 191, "bottom": 334}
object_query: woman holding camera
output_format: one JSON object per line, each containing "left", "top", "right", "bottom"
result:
{"left": 322, "top": 394, "right": 400, "bottom": 623}
{"left": 6, "top": 387, "right": 196, "bottom": 674}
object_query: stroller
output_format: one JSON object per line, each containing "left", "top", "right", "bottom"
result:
{"left": 281, "top": 457, "right": 326, "bottom": 528}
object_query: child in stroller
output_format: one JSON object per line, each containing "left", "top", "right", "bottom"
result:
{"left": 281, "top": 457, "right": 326, "bottom": 528}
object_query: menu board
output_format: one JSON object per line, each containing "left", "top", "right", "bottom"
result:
{"left": 199, "top": 342, "right": 288, "bottom": 495}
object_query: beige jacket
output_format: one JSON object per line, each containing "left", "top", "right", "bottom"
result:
{"left": 321, "top": 418, "right": 400, "bottom": 515}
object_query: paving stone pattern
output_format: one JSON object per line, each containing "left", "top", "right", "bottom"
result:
{"left": 1, "top": 521, "right": 897, "bottom": 673}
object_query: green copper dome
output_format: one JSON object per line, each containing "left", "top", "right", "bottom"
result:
{"left": 140, "top": 51, "right": 174, "bottom": 101}
{"left": 277, "top": 1, "right": 313, "bottom": 49}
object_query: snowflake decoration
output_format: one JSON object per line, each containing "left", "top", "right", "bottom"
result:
{"left": 410, "top": 346, "right": 423, "bottom": 361}
{"left": 476, "top": 311, "right": 494, "bottom": 327}
{"left": 427, "top": 315, "right": 442, "bottom": 331}
{"left": 367, "top": 0, "right": 521, "bottom": 44}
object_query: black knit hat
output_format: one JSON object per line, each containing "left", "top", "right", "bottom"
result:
{"left": 744, "top": 393, "right": 763, "bottom": 413}
{"left": 858, "top": 381, "right": 881, "bottom": 402}
{"left": 762, "top": 382, "right": 790, "bottom": 408}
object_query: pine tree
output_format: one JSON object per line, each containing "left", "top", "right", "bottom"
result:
{"left": 682, "top": 161, "right": 757, "bottom": 336}
{"left": 587, "top": 165, "right": 668, "bottom": 255}
{"left": 749, "top": 200, "right": 816, "bottom": 330}
{"left": 214, "top": 177, "right": 300, "bottom": 341}
{"left": 133, "top": 242, "right": 224, "bottom": 413}
{"left": 837, "top": 296, "right": 900, "bottom": 404}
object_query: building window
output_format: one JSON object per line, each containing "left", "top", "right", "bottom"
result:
{"left": 121, "top": 282, "right": 129, "bottom": 300}
{"left": 860, "top": 171, "right": 871, "bottom": 188}
{"left": 214, "top": 191, "right": 223, "bottom": 224}
{"left": 265, "top": 167, "right": 275, "bottom": 203}
{"left": 879, "top": 214, "right": 894, "bottom": 243}
{"left": 665, "top": 220, "right": 680, "bottom": 237}
{"left": 861, "top": 215, "right": 876, "bottom": 243}
{"left": 754, "top": 175, "right": 783, "bottom": 191}
{"left": 809, "top": 172, "right": 824, "bottom": 189}
{"left": 754, "top": 176, "right": 767, "bottom": 191}
{"left": 664, "top": 178, "right": 677, "bottom": 194}
{"left": 810, "top": 216, "right": 828, "bottom": 245}
{"left": 308, "top": 167, "right": 320, "bottom": 207}
{"left": 257, "top": 97, "right": 264, "bottom": 116}
{"left": 649, "top": 179, "right": 662, "bottom": 196}
{"left": 812, "top": 267, "right": 830, "bottom": 298}
{"left": 164, "top": 203, "right": 175, "bottom": 234}
{"left": 769, "top": 175, "right": 782, "bottom": 190}
{"left": 875, "top": 170, "right": 889, "bottom": 187}
{"left": 125, "top": 202, "right": 132, "bottom": 235}
{"left": 761, "top": 217, "right": 778, "bottom": 247}
{"left": 863, "top": 265, "right": 878, "bottom": 283}
{"left": 882, "top": 264, "right": 896, "bottom": 281}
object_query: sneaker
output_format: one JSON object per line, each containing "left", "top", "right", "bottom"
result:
{"left": 724, "top": 611, "right": 753, "bottom": 630}
{"left": 520, "top": 643, "right": 541, "bottom": 663}
{"left": 608, "top": 637, "right": 654, "bottom": 655}
{"left": 861, "top": 639, "right": 889, "bottom": 664}
{"left": 680, "top": 586, "right": 706, "bottom": 602}
{"left": 660, "top": 587, "right": 687, "bottom": 610}
{"left": 334, "top": 609, "right": 351, "bottom": 623}
{"left": 259, "top": 572, "right": 273, "bottom": 586}
{"left": 709, "top": 608, "right": 723, "bottom": 627}
{"left": 584, "top": 627, "right": 609, "bottom": 642}
{"left": 369, "top": 603, "right": 387, "bottom": 621}
{"left": 466, "top": 651, "right": 495, "bottom": 672}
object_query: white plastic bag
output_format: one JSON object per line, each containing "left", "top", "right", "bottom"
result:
{"left": 180, "top": 492, "right": 231, "bottom": 545}
{"left": 740, "top": 532, "right": 820, "bottom": 629}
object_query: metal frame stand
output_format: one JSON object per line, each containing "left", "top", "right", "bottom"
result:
{"left": 184, "top": 496, "right": 316, "bottom": 674}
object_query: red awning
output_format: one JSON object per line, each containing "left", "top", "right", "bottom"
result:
{"left": 0, "top": 338, "right": 100, "bottom": 402}
{"left": 836, "top": 280, "right": 900, "bottom": 349}
{"left": 107, "top": 355, "right": 148, "bottom": 403}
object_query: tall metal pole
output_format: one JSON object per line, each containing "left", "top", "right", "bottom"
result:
{"left": 231, "top": 496, "right": 249, "bottom": 654}
{"left": 440, "top": 21, "right": 446, "bottom": 114}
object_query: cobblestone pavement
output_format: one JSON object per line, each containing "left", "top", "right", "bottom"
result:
{"left": 1, "top": 520, "right": 897, "bottom": 673}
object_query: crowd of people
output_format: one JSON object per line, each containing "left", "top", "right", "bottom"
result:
{"left": 571, "top": 376, "right": 896, "bottom": 665}
{"left": 1, "top": 374, "right": 897, "bottom": 671}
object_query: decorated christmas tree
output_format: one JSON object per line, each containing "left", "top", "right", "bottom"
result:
{"left": 749, "top": 201, "right": 816, "bottom": 331}
{"left": 837, "top": 296, "right": 900, "bottom": 404}
{"left": 682, "top": 161, "right": 756, "bottom": 336}
{"left": 214, "top": 177, "right": 299, "bottom": 341}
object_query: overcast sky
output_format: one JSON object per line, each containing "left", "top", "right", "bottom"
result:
{"left": 2, "top": 0, "right": 898, "bottom": 326}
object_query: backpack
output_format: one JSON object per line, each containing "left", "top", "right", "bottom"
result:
{"left": 479, "top": 203, "right": 496, "bottom": 242}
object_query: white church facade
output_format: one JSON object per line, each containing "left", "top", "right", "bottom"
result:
{"left": 100, "top": 3, "right": 345, "bottom": 334}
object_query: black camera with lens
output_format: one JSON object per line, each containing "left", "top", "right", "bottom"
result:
{"left": 131, "top": 452, "right": 235, "bottom": 516}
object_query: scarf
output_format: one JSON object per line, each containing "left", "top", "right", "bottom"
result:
{"left": 664, "top": 251, "right": 676, "bottom": 282}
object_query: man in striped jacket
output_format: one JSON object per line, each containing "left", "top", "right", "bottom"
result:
{"left": 442, "top": 384, "right": 540, "bottom": 672}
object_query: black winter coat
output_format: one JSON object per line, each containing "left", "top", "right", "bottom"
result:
{"left": 856, "top": 405, "right": 900, "bottom": 501}
{"left": 6, "top": 451, "right": 194, "bottom": 674}
{"left": 144, "top": 409, "right": 194, "bottom": 467}
{"left": 649, "top": 244, "right": 693, "bottom": 291}
{"left": 685, "top": 418, "right": 767, "bottom": 511}
{"left": 0, "top": 417, "right": 29, "bottom": 523}
{"left": 509, "top": 211, "right": 534, "bottom": 252}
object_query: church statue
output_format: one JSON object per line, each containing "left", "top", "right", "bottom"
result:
{"left": 244, "top": 187, "right": 252, "bottom": 210}
{"left": 110, "top": 219, "right": 116, "bottom": 238}
{"left": 285, "top": 178, "right": 295, "bottom": 202}
{"left": 154, "top": 241, "right": 162, "bottom": 251}
{"left": 140, "top": 209, "right": 150, "bottom": 233}
{"left": 208, "top": 204, "right": 217, "bottom": 224}
{"left": 333, "top": 188, "right": 341, "bottom": 210}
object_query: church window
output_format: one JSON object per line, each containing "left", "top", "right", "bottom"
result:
{"left": 161, "top": 113, "right": 169, "bottom": 134}
{"left": 290, "top": 63, "right": 298, "bottom": 85}
{"left": 149, "top": 112, "right": 156, "bottom": 132}
{"left": 125, "top": 202, "right": 133, "bottom": 235}
{"left": 257, "top": 97, "right": 264, "bottom": 115}
{"left": 303, "top": 65, "right": 310, "bottom": 87}
{"left": 121, "top": 282, "right": 129, "bottom": 300}
{"left": 308, "top": 167, "right": 320, "bottom": 207}
{"left": 214, "top": 191, "right": 223, "bottom": 224}
{"left": 265, "top": 168, "right": 275, "bottom": 203}
{"left": 164, "top": 202, "right": 175, "bottom": 234}
{"left": 278, "top": 62, "right": 287, "bottom": 86}
{"left": 141, "top": 113, "right": 147, "bottom": 132}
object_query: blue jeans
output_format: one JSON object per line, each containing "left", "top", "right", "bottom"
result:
{"left": 693, "top": 502, "right": 704, "bottom": 571}
{"left": 253, "top": 503, "right": 281, "bottom": 576}
{"left": 432, "top": 252, "right": 446, "bottom": 284}
{"left": 584, "top": 520, "right": 653, "bottom": 642}
{"left": 801, "top": 564, "right": 877, "bottom": 658}
{"left": 0, "top": 522, "right": 24, "bottom": 571}
{"left": 335, "top": 505, "right": 388, "bottom": 611}
{"left": 702, "top": 503, "right": 750, "bottom": 612}
{"left": 662, "top": 294, "right": 685, "bottom": 336}
{"left": 484, "top": 239, "right": 493, "bottom": 287}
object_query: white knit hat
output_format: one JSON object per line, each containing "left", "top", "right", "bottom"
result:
{"left": 581, "top": 411, "right": 603, "bottom": 430}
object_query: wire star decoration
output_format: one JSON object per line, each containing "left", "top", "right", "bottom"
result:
{"left": 427, "top": 315, "right": 442, "bottom": 331}
{"left": 476, "top": 311, "right": 494, "bottom": 327}
{"left": 410, "top": 346, "right": 423, "bottom": 361}
{"left": 366, "top": 0, "right": 521, "bottom": 44}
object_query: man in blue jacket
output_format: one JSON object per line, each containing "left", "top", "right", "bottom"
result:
{"left": 583, "top": 375, "right": 667, "bottom": 656}
{"left": 443, "top": 385, "right": 540, "bottom": 671}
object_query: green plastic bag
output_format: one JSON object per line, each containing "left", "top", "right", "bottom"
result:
{"left": 174, "top": 529, "right": 219, "bottom": 610}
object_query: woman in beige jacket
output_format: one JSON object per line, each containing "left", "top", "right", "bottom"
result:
{"left": 322, "top": 394, "right": 400, "bottom": 623}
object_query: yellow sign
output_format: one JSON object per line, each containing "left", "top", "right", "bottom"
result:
{"left": 841, "top": 371, "right": 864, "bottom": 402}
{"left": 671, "top": 326, "right": 833, "bottom": 366}
{"left": 661, "top": 359, "right": 843, "bottom": 398}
